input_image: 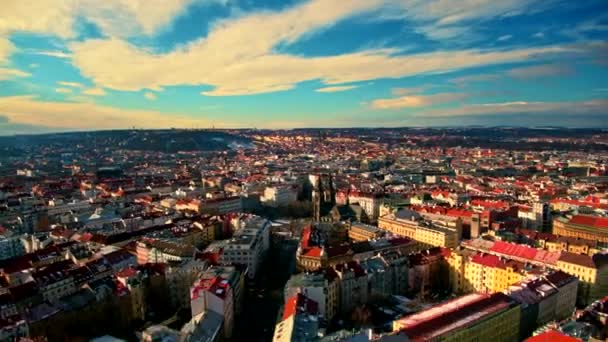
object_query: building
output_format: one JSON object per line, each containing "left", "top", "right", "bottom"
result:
{"left": 180, "top": 310, "right": 224, "bottom": 342}
{"left": 348, "top": 222, "right": 384, "bottom": 242}
{"left": 136, "top": 239, "right": 195, "bottom": 264}
{"left": 201, "top": 196, "right": 243, "bottom": 215}
{"left": 285, "top": 269, "right": 339, "bottom": 323}
{"left": 553, "top": 215, "right": 608, "bottom": 247}
{"left": 0, "top": 317, "right": 29, "bottom": 341}
{"left": 519, "top": 202, "right": 552, "bottom": 231}
{"left": 32, "top": 261, "right": 77, "bottom": 303}
{"left": 448, "top": 249, "right": 526, "bottom": 294}
{"left": 311, "top": 174, "right": 335, "bottom": 222}
{"left": 205, "top": 215, "right": 270, "bottom": 280}
{"left": 393, "top": 292, "right": 521, "bottom": 342}
{"left": 348, "top": 192, "right": 383, "bottom": 223}
{"left": 273, "top": 293, "right": 320, "bottom": 342}
{"left": 333, "top": 261, "right": 368, "bottom": 314}
{"left": 296, "top": 224, "right": 416, "bottom": 272}
{"left": 190, "top": 276, "right": 234, "bottom": 338}
{"left": 0, "top": 236, "right": 25, "bottom": 261}
{"left": 261, "top": 185, "right": 298, "bottom": 208}
{"left": 407, "top": 247, "right": 450, "bottom": 298}
{"left": 556, "top": 251, "right": 608, "bottom": 305}
{"left": 378, "top": 209, "right": 460, "bottom": 248}
{"left": 462, "top": 239, "right": 608, "bottom": 305}
{"left": 164, "top": 259, "right": 209, "bottom": 310}
{"left": 199, "top": 265, "right": 245, "bottom": 315}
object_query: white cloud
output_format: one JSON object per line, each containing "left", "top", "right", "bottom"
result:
{"left": 30, "top": 50, "right": 72, "bottom": 59}
{"left": 391, "top": 0, "right": 552, "bottom": 41}
{"left": 507, "top": 64, "right": 573, "bottom": 79}
{"left": 391, "top": 86, "right": 429, "bottom": 96}
{"left": 315, "top": 85, "right": 359, "bottom": 93}
{"left": 82, "top": 87, "right": 106, "bottom": 96}
{"left": 78, "top": 0, "right": 196, "bottom": 38}
{"left": 0, "top": 0, "right": 197, "bottom": 63}
{"left": 419, "top": 99, "right": 608, "bottom": 116}
{"left": 0, "top": 37, "right": 15, "bottom": 63}
{"left": 371, "top": 92, "right": 467, "bottom": 110}
{"left": 533, "top": 32, "right": 545, "bottom": 39}
{"left": 57, "top": 81, "right": 84, "bottom": 88}
{"left": 0, "top": 95, "right": 214, "bottom": 130}
{"left": 0, "top": 67, "right": 30, "bottom": 81}
{"left": 144, "top": 92, "right": 157, "bottom": 100}
{"left": 450, "top": 74, "right": 499, "bottom": 85}
{"left": 56, "top": 87, "right": 73, "bottom": 94}
{"left": 0, "top": 1, "right": 76, "bottom": 38}
{"left": 498, "top": 35, "right": 513, "bottom": 41}
{"left": 71, "top": 32, "right": 574, "bottom": 96}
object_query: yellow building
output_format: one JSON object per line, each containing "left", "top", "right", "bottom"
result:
{"left": 557, "top": 251, "right": 608, "bottom": 305}
{"left": 414, "top": 224, "right": 459, "bottom": 249}
{"left": 553, "top": 215, "right": 608, "bottom": 246}
{"left": 348, "top": 222, "right": 384, "bottom": 242}
{"left": 448, "top": 249, "right": 525, "bottom": 294}
{"left": 378, "top": 213, "right": 458, "bottom": 248}
{"left": 393, "top": 293, "right": 521, "bottom": 342}
{"left": 378, "top": 214, "right": 417, "bottom": 239}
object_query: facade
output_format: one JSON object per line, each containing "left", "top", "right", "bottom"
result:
{"left": 348, "top": 222, "right": 384, "bottom": 242}
{"left": 191, "top": 276, "right": 234, "bottom": 339}
{"left": 261, "top": 185, "right": 297, "bottom": 208}
{"left": 462, "top": 238, "right": 608, "bottom": 305}
{"left": 334, "top": 261, "right": 368, "bottom": 314}
{"left": 556, "top": 251, "right": 608, "bottom": 305}
{"left": 311, "top": 174, "right": 335, "bottom": 222}
{"left": 202, "top": 196, "right": 243, "bottom": 215}
{"left": 285, "top": 270, "right": 339, "bottom": 323}
{"left": 448, "top": 249, "right": 526, "bottom": 294}
{"left": 407, "top": 247, "right": 450, "bottom": 298}
{"left": 393, "top": 293, "right": 521, "bottom": 342}
{"left": 0, "top": 236, "right": 25, "bottom": 261}
{"left": 164, "top": 259, "right": 209, "bottom": 310}
{"left": 519, "top": 202, "right": 552, "bottom": 231}
{"left": 553, "top": 214, "right": 608, "bottom": 247}
{"left": 205, "top": 215, "right": 270, "bottom": 280}
{"left": 32, "top": 264, "right": 77, "bottom": 303}
{"left": 348, "top": 192, "right": 383, "bottom": 223}
{"left": 136, "top": 239, "right": 195, "bottom": 264}
{"left": 273, "top": 293, "right": 320, "bottom": 342}
{"left": 378, "top": 210, "right": 460, "bottom": 248}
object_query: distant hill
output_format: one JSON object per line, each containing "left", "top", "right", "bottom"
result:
{"left": 0, "top": 129, "right": 253, "bottom": 153}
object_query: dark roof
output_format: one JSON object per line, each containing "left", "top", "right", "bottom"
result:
{"left": 558, "top": 251, "right": 596, "bottom": 268}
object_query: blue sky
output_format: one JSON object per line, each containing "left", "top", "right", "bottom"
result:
{"left": 0, "top": 0, "right": 607, "bottom": 134}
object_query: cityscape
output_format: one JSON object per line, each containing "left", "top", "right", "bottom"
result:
{"left": 1, "top": 1, "right": 608, "bottom": 342}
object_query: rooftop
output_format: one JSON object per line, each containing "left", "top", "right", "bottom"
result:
{"left": 394, "top": 293, "right": 515, "bottom": 341}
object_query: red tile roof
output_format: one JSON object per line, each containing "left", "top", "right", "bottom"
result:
{"left": 490, "top": 241, "right": 537, "bottom": 260}
{"left": 569, "top": 215, "right": 608, "bottom": 229}
{"left": 471, "top": 254, "right": 502, "bottom": 268}
{"left": 525, "top": 330, "right": 580, "bottom": 342}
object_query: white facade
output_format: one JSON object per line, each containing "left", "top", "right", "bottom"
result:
{"left": 206, "top": 216, "right": 270, "bottom": 280}
{"left": 261, "top": 186, "right": 297, "bottom": 208}
{"left": 348, "top": 194, "right": 383, "bottom": 222}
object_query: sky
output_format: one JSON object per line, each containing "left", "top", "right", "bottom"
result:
{"left": 0, "top": 0, "right": 607, "bottom": 134}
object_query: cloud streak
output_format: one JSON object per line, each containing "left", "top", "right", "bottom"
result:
{"left": 0, "top": 67, "right": 30, "bottom": 80}
{"left": 0, "top": 95, "right": 214, "bottom": 130}
{"left": 507, "top": 64, "right": 574, "bottom": 79}
{"left": 315, "top": 85, "right": 359, "bottom": 93}
{"left": 418, "top": 99, "right": 608, "bottom": 116}
{"left": 371, "top": 92, "right": 467, "bottom": 110}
